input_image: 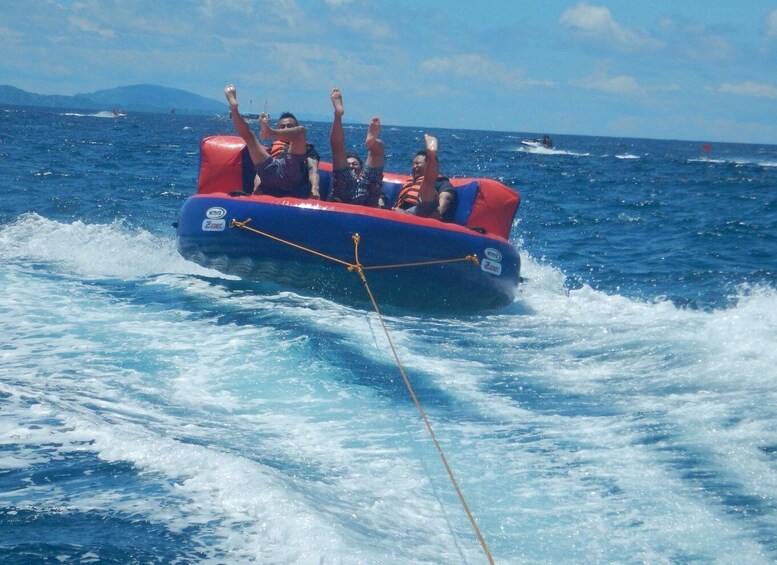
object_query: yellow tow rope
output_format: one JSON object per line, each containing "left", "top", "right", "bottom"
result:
{"left": 231, "top": 218, "right": 495, "bottom": 564}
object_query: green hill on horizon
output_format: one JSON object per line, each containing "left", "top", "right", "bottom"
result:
{"left": 0, "top": 84, "right": 227, "bottom": 115}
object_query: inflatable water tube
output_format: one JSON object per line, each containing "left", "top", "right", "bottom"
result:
{"left": 175, "top": 136, "right": 522, "bottom": 312}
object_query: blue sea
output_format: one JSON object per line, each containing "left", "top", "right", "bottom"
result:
{"left": 1, "top": 105, "right": 776, "bottom": 564}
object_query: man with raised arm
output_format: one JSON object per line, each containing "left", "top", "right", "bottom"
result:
{"left": 328, "top": 88, "right": 384, "bottom": 206}
{"left": 392, "top": 134, "right": 458, "bottom": 222}
{"left": 224, "top": 84, "right": 314, "bottom": 197}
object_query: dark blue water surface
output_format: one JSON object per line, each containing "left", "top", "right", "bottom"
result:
{"left": 2, "top": 105, "right": 777, "bottom": 564}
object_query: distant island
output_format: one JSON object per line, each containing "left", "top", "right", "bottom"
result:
{"left": 0, "top": 84, "right": 227, "bottom": 116}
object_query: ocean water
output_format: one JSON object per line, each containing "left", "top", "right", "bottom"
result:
{"left": 1, "top": 105, "right": 776, "bottom": 564}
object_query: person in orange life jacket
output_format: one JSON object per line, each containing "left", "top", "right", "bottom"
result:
{"left": 389, "top": 134, "right": 458, "bottom": 222}
{"left": 327, "top": 88, "right": 384, "bottom": 206}
{"left": 260, "top": 112, "right": 321, "bottom": 198}
{"left": 224, "top": 84, "right": 317, "bottom": 198}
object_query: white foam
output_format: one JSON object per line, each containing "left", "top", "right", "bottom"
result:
{"left": 688, "top": 157, "right": 726, "bottom": 164}
{"left": 519, "top": 145, "right": 591, "bottom": 157}
{"left": 689, "top": 156, "right": 777, "bottom": 168}
{"left": 0, "top": 213, "right": 225, "bottom": 279}
{"left": 3, "top": 217, "right": 777, "bottom": 562}
{"left": 0, "top": 259, "right": 487, "bottom": 560}
{"left": 59, "top": 111, "right": 123, "bottom": 119}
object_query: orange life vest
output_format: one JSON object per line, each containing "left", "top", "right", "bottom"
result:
{"left": 270, "top": 140, "right": 288, "bottom": 158}
{"left": 395, "top": 176, "right": 424, "bottom": 209}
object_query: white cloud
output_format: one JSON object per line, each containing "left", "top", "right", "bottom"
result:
{"left": 574, "top": 73, "right": 641, "bottom": 95}
{"left": 712, "top": 81, "right": 777, "bottom": 99}
{"left": 331, "top": 15, "right": 393, "bottom": 40}
{"left": 420, "top": 54, "right": 554, "bottom": 90}
{"left": 573, "top": 72, "right": 682, "bottom": 97}
{"left": 0, "top": 26, "right": 23, "bottom": 45}
{"left": 198, "top": 0, "right": 245, "bottom": 19}
{"left": 560, "top": 2, "right": 662, "bottom": 51}
{"left": 651, "top": 16, "right": 731, "bottom": 61}
{"left": 767, "top": 9, "right": 777, "bottom": 38}
{"left": 690, "top": 32, "right": 732, "bottom": 61}
{"left": 67, "top": 15, "right": 116, "bottom": 39}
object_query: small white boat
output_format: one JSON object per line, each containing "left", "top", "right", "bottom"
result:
{"left": 521, "top": 135, "right": 553, "bottom": 150}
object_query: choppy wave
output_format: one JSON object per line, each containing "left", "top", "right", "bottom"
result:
{"left": 62, "top": 111, "right": 125, "bottom": 119}
{"left": 3, "top": 212, "right": 777, "bottom": 561}
{"left": 688, "top": 156, "right": 777, "bottom": 168}
{"left": 0, "top": 213, "right": 219, "bottom": 279}
{"left": 519, "top": 145, "right": 591, "bottom": 157}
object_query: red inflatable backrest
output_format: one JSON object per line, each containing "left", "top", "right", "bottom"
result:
{"left": 197, "top": 135, "right": 247, "bottom": 194}
{"left": 462, "top": 178, "right": 520, "bottom": 240}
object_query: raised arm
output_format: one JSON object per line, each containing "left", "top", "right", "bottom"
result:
{"left": 307, "top": 157, "right": 320, "bottom": 199}
{"left": 224, "top": 84, "right": 269, "bottom": 166}
{"left": 418, "top": 134, "right": 439, "bottom": 205}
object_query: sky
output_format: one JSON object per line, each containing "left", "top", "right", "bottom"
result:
{"left": 2, "top": 1, "right": 777, "bottom": 144}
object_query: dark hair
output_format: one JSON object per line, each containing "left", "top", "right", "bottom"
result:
{"left": 278, "top": 111, "right": 298, "bottom": 125}
{"left": 414, "top": 149, "right": 439, "bottom": 166}
{"left": 346, "top": 152, "right": 363, "bottom": 168}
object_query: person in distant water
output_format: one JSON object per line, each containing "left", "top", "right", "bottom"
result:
{"left": 327, "top": 88, "right": 384, "bottom": 206}
{"left": 224, "top": 84, "right": 317, "bottom": 198}
{"left": 389, "top": 135, "right": 458, "bottom": 223}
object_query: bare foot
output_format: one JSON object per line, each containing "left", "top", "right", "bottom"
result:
{"left": 224, "top": 84, "right": 238, "bottom": 107}
{"left": 424, "top": 133, "right": 437, "bottom": 155}
{"left": 259, "top": 112, "right": 271, "bottom": 140}
{"left": 330, "top": 88, "right": 344, "bottom": 117}
{"left": 366, "top": 117, "right": 381, "bottom": 148}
